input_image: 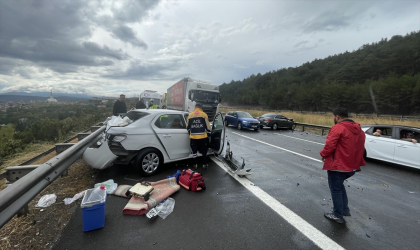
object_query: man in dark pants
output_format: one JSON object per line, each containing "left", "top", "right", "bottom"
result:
{"left": 112, "top": 94, "right": 127, "bottom": 116}
{"left": 186, "top": 103, "right": 211, "bottom": 169}
{"left": 320, "top": 107, "right": 366, "bottom": 224}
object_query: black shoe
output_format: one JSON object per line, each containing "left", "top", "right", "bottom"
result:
{"left": 202, "top": 164, "right": 208, "bottom": 169}
{"left": 193, "top": 164, "right": 198, "bottom": 170}
{"left": 324, "top": 212, "right": 346, "bottom": 224}
{"left": 343, "top": 211, "right": 351, "bottom": 216}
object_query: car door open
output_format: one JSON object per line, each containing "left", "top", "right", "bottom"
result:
{"left": 209, "top": 112, "right": 225, "bottom": 155}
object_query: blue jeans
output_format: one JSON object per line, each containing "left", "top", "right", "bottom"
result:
{"left": 327, "top": 170, "right": 355, "bottom": 219}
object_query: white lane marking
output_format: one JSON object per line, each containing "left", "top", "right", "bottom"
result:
{"left": 210, "top": 156, "right": 344, "bottom": 250}
{"left": 274, "top": 133, "right": 325, "bottom": 146}
{"left": 231, "top": 132, "right": 323, "bottom": 163}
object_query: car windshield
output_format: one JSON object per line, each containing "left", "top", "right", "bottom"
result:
{"left": 237, "top": 112, "right": 253, "bottom": 118}
{"left": 192, "top": 90, "right": 219, "bottom": 103}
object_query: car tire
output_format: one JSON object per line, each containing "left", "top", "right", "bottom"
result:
{"left": 290, "top": 124, "right": 296, "bottom": 130}
{"left": 237, "top": 122, "right": 242, "bottom": 130}
{"left": 254, "top": 128, "right": 259, "bottom": 131}
{"left": 135, "top": 148, "right": 162, "bottom": 176}
{"left": 272, "top": 123, "right": 278, "bottom": 130}
{"left": 260, "top": 125, "right": 263, "bottom": 129}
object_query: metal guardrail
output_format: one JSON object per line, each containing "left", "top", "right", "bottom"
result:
{"left": 294, "top": 122, "right": 331, "bottom": 135}
{"left": 0, "top": 125, "right": 106, "bottom": 228}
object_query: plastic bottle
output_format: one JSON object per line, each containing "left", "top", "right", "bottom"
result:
{"left": 87, "top": 185, "right": 106, "bottom": 202}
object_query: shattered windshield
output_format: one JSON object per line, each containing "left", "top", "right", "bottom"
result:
{"left": 237, "top": 112, "right": 253, "bottom": 118}
{"left": 192, "top": 91, "right": 219, "bottom": 103}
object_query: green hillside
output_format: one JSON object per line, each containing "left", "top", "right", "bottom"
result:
{"left": 220, "top": 31, "right": 420, "bottom": 114}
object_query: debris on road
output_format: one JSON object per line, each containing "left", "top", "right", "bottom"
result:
{"left": 94, "top": 179, "right": 118, "bottom": 194}
{"left": 63, "top": 190, "right": 85, "bottom": 205}
{"left": 216, "top": 141, "right": 252, "bottom": 177}
{"left": 35, "top": 194, "right": 57, "bottom": 208}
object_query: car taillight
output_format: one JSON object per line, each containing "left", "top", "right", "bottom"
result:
{"left": 266, "top": 119, "right": 271, "bottom": 122}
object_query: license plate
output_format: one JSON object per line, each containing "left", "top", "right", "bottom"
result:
{"left": 252, "top": 126, "right": 257, "bottom": 128}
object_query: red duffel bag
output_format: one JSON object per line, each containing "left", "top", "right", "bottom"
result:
{"left": 178, "top": 169, "right": 206, "bottom": 191}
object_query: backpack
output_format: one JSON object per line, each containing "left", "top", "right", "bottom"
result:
{"left": 178, "top": 169, "right": 206, "bottom": 191}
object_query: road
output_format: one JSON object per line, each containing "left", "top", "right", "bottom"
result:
{"left": 54, "top": 126, "right": 420, "bottom": 250}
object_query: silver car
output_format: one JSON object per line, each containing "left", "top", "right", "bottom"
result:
{"left": 83, "top": 109, "right": 226, "bottom": 175}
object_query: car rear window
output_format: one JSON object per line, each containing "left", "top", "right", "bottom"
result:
{"left": 262, "top": 114, "right": 276, "bottom": 117}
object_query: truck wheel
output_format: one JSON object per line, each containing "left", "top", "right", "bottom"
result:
{"left": 135, "top": 148, "right": 162, "bottom": 176}
{"left": 272, "top": 123, "right": 278, "bottom": 130}
{"left": 237, "top": 122, "right": 242, "bottom": 130}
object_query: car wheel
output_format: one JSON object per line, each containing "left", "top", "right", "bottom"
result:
{"left": 254, "top": 128, "right": 259, "bottom": 131}
{"left": 237, "top": 122, "right": 242, "bottom": 130}
{"left": 135, "top": 148, "right": 162, "bottom": 176}
{"left": 260, "top": 125, "right": 263, "bottom": 129}
{"left": 272, "top": 123, "right": 278, "bottom": 130}
{"left": 290, "top": 124, "right": 296, "bottom": 130}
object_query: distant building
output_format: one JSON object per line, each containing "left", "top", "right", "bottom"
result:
{"left": 47, "top": 90, "right": 58, "bottom": 103}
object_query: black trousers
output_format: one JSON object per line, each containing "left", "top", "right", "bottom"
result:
{"left": 191, "top": 138, "right": 208, "bottom": 165}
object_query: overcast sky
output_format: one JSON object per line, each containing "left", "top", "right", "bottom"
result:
{"left": 0, "top": 0, "right": 419, "bottom": 98}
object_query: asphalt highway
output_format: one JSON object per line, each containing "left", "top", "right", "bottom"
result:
{"left": 54, "top": 126, "right": 420, "bottom": 250}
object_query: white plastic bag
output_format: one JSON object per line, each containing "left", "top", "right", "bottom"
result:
{"left": 94, "top": 179, "right": 117, "bottom": 194}
{"left": 158, "top": 198, "right": 175, "bottom": 219}
{"left": 63, "top": 190, "right": 85, "bottom": 205}
{"left": 36, "top": 194, "right": 57, "bottom": 207}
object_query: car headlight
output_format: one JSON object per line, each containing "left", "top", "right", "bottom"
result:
{"left": 113, "top": 135, "right": 127, "bottom": 142}
{"left": 243, "top": 121, "right": 249, "bottom": 123}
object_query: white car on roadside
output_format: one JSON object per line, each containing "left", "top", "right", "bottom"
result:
{"left": 83, "top": 109, "right": 226, "bottom": 175}
{"left": 362, "top": 125, "right": 420, "bottom": 169}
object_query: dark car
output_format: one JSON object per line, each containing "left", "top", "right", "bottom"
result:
{"left": 225, "top": 111, "right": 260, "bottom": 131}
{"left": 257, "top": 113, "right": 295, "bottom": 130}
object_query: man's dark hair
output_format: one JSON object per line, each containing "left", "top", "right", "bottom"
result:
{"left": 333, "top": 107, "right": 348, "bottom": 118}
{"left": 195, "top": 103, "right": 203, "bottom": 109}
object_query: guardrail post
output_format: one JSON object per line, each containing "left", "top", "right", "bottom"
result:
{"left": 302, "top": 125, "right": 305, "bottom": 132}
{"left": 61, "top": 169, "right": 68, "bottom": 177}
{"left": 322, "top": 129, "right": 324, "bottom": 136}
{"left": 17, "top": 204, "right": 29, "bottom": 217}
{"left": 77, "top": 133, "right": 91, "bottom": 141}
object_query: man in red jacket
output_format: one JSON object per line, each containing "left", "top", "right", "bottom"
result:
{"left": 320, "top": 107, "right": 366, "bottom": 224}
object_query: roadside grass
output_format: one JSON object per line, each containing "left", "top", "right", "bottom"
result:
{"left": 220, "top": 108, "right": 420, "bottom": 128}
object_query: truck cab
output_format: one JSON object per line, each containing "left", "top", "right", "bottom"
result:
{"left": 187, "top": 83, "right": 221, "bottom": 121}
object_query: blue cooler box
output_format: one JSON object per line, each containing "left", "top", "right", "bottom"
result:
{"left": 81, "top": 188, "right": 107, "bottom": 232}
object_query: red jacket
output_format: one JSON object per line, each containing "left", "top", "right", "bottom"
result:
{"left": 320, "top": 120, "right": 366, "bottom": 171}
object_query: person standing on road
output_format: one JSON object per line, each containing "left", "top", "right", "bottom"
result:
{"left": 135, "top": 98, "right": 146, "bottom": 109}
{"left": 148, "top": 99, "right": 158, "bottom": 109}
{"left": 320, "top": 107, "right": 366, "bottom": 224}
{"left": 186, "top": 103, "right": 211, "bottom": 169}
{"left": 113, "top": 94, "right": 127, "bottom": 116}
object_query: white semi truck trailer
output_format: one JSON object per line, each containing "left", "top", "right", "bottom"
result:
{"left": 166, "top": 77, "right": 221, "bottom": 121}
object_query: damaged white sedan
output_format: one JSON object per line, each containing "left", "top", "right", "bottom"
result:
{"left": 83, "top": 109, "right": 225, "bottom": 176}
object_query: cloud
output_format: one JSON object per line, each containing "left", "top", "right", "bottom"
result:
{"left": 0, "top": 0, "right": 158, "bottom": 75}
{"left": 302, "top": 11, "right": 352, "bottom": 33}
{"left": 294, "top": 40, "right": 310, "bottom": 48}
